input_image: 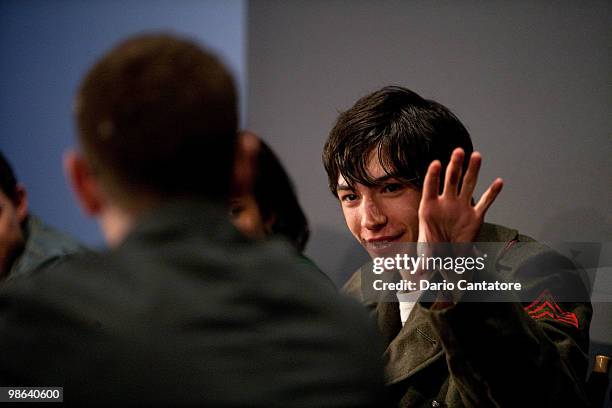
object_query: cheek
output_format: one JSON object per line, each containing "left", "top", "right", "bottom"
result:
{"left": 391, "top": 201, "right": 419, "bottom": 221}
{"left": 0, "top": 217, "right": 24, "bottom": 254}
{"left": 232, "top": 213, "right": 250, "bottom": 233}
{"left": 386, "top": 194, "right": 421, "bottom": 230}
{"left": 399, "top": 191, "right": 421, "bottom": 213}
{"left": 0, "top": 210, "right": 20, "bottom": 241}
{"left": 341, "top": 207, "right": 361, "bottom": 237}
{"left": 235, "top": 208, "right": 267, "bottom": 239}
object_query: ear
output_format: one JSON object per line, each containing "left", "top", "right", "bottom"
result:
{"left": 64, "top": 150, "right": 104, "bottom": 216}
{"left": 231, "top": 131, "right": 260, "bottom": 196}
{"left": 13, "top": 183, "right": 28, "bottom": 223}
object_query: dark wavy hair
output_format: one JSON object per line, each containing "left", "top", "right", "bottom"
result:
{"left": 254, "top": 140, "right": 310, "bottom": 252}
{"left": 0, "top": 151, "right": 18, "bottom": 202}
{"left": 323, "top": 86, "right": 473, "bottom": 195}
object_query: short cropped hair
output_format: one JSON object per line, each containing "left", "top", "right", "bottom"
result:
{"left": 254, "top": 140, "right": 309, "bottom": 252}
{"left": 0, "top": 151, "right": 18, "bottom": 202}
{"left": 322, "top": 86, "right": 473, "bottom": 195}
{"left": 75, "top": 33, "right": 238, "bottom": 199}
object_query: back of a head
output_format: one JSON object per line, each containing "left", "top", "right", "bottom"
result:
{"left": 75, "top": 33, "right": 238, "bottom": 202}
{"left": 323, "top": 85, "right": 473, "bottom": 194}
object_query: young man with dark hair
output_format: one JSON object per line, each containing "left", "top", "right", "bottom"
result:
{"left": 323, "top": 86, "right": 591, "bottom": 407}
{"left": 0, "top": 34, "right": 386, "bottom": 405}
{"left": 0, "top": 151, "right": 83, "bottom": 281}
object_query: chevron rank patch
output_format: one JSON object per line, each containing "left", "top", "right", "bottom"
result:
{"left": 523, "top": 289, "right": 579, "bottom": 328}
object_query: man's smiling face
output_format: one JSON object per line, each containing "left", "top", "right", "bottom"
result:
{"left": 336, "top": 151, "right": 421, "bottom": 257}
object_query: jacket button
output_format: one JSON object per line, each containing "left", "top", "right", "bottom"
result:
{"left": 431, "top": 401, "right": 440, "bottom": 408}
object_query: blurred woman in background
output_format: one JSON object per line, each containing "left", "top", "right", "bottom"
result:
{"left": 229, "top": 132, "right": 309, "bottom": 252}
{"left": 229, "top": 132, "right": 333, "bottom": 287}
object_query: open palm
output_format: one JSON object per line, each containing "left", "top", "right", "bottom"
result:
{"left": 417, "top": 148, "right": 503, "bottom": 244}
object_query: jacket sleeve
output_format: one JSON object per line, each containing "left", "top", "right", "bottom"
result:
{"left": 419, "top": 246, "right": 592, "bottom": 407}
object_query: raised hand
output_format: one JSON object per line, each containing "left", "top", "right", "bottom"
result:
{"left": 417, "top": 148, "right": 503, "bottom": 244}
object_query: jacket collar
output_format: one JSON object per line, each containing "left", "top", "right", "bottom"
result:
{"left": 121, "top": 198, "right": 240, "bottom": 248}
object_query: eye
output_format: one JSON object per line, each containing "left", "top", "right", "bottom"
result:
{"left": 339, "top": 193, "right": 359, "bottom": 202}
{"left": 228, "top": 204, "right": 244, "bottom": 218}
{"left": 382, "top": 183, "right": 404, "bottom": 193}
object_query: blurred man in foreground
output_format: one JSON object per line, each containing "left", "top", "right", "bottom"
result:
{"left": 323, "top": 86, "right": 591, "bottom": 407}
{"left": 0, "top": 151, "right": 83, "bottom": 282}
{"left": 0, "top": 34, "right": 385, "bottom": 406}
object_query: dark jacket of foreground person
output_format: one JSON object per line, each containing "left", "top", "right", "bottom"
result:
{"left": 0, "top": 200, "right": 387, "bottom": 406}
{"left": 344, "top": 223, "right": 592, "bottom": 408}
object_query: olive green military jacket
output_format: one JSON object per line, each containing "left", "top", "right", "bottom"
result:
{"left": 343, "top": 223, "right": 592, "bottom": 407}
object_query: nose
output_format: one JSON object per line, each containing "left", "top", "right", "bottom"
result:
{"left": 360, "top": 197, "right": 387, "bottom": 230}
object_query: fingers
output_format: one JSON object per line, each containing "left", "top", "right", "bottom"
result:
{"left": 459, "top": 151, "right": 482, "bottom": 201}
{"left": 443, "top": 148, "right": 464, "bottom": 197}
{"left": 474, "top": 178, "right": 504, "bottom": 215}
{"left": 422, "top": 160, "right": 442, "bottom": 201}
{"left": 425, "top": 149, "right": 501, "bottom": 215}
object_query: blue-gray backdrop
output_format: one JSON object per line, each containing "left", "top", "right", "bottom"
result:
{"left": 0, "top": 0, "right": 246, "bottom": 247}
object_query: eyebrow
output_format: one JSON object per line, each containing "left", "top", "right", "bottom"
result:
{"left": 336, "top": 175, "right": 396, "bottom": 191}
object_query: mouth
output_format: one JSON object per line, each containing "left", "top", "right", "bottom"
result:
{"left": 363, "top": 233, "right": 404, "bottom": 252}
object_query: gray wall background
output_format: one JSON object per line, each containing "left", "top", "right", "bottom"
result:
{"left": 247, "top": 0, "right": 611, "bottom": 342}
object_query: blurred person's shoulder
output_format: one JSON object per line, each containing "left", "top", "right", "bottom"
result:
{"left": 4, "top": 200, "right": 348, "bottom": 315}
{"left": 7, "top": 214, "right": 86, "bottom": 281}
